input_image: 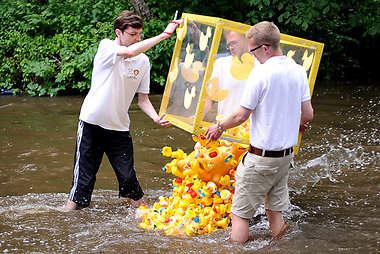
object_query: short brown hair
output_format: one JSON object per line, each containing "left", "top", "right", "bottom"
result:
{"left": 114, "top": 10, "right": 143, "bottom": 32}
{"left": 246, "top": 21, "right": 281, "bottom": 49}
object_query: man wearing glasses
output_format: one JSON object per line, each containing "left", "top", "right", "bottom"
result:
{"left": 206, "top": 21, "right": 314, "bottom": 243}
{"left": 208, "top": 30, "right": 250, "bottom": 119}
{"left": 65, "top": 10, "right": 182, "bottom": 211}
{"left": 203, "top": 30, "right": 258, "bottom": 122}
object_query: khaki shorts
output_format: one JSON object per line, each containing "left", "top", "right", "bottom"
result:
{"left": 231, "top": 151, "right": 293, "bottom": 219}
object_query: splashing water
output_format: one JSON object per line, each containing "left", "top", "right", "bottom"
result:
{"left": 0, "top": 84, "right": 379, "bottom": 253}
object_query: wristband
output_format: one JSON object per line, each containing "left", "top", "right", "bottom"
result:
{"left": 163, "top": 21, "right": 181, "bottom": 36}
{"left": 170, "top": 20, "right": 182, "bottom": 26}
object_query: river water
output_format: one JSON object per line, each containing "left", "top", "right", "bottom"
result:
{"left": 0, "top": 83, "right": 379, "bottom": 253}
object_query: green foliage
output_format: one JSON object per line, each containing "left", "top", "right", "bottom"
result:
{"left": 246, "top": 0, "right": 380, "bottom": 80}
{"left": 143, "top": 18, "right": 177, "bottom": 87}
{"left": 0, "top": 0, "right": 126, "bottom": 96}
{"left": 146, "top": 0, "right": 250, "bottom": 24}
{"left": 0, "top": 0, "right": 379, "bottom": 96}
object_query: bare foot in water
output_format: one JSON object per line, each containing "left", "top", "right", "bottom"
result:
{"left": 64, "top": 200, "right": 83, "bottom": 211}
{"left": 273, "top": 223, "right": 290, "bottom": 240}
{"left": 130, "top": 197, "right": 144, "bottom": 208}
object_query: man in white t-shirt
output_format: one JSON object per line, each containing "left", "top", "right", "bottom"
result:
{"left": 206, "top": 21, "right": 314, "bottom": 243}
{"left": 65, "top": 10, "right": 182, "bottom": 211}
{"left": 204, "top": 30, "right": 250, "bottom": 120}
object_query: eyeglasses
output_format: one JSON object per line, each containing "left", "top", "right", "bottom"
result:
{"left": 124, "top": 31, "right": 145, "bottom": 39}
{"left": 250, "top": 44, "right": 270, "bottom": 53}
{"left": 225, "top": 41, "right": 238, "bottom": 50}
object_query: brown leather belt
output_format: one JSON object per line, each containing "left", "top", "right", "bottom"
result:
{"left": 249, "top": 145, "right": 293, "bottom": 157}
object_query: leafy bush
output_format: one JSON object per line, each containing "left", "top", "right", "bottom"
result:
{"left": 0, "top": 0, "right": 379, "bottom": 96}
{"left": 0, "top": 0, "right": 125, "bottom": 96}
{"left": 245, "top": 0, "right": 380, "bottom": 80}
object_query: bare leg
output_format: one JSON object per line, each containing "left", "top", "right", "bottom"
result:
{"left": 65, "top": 200, "right": 82, "bottom": 211}
{"left": 230, "top": 212, "right": 250, "bottom": 243}
{"left": 266, "top": 209, "right": 287, "bottom": 237}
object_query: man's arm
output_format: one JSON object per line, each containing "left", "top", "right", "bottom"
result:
{"left": 205, "top": 106, "right": 252, "bottom": 141}
{"left": 300, "top": 100, "right": 314, "bottom": 133}
{"left": 137, "top": 93, "right": 171, "bottom": 127}
{"left": 117, "top": 20, "right": 182, "bottom": 58}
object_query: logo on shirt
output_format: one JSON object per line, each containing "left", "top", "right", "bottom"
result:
{"left": 127, "top": 69, "right": 140, "bottom": 80}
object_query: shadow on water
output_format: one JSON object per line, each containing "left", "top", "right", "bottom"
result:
{"left": 0, "top": 83, "right": 379, "bottom": 253}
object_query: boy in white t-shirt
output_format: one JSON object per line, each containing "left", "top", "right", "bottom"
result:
{"left": 65, "top": 10, "right": 182, "bottom": 211}
{"left": 206, "top": 22, "right": 314, "bottom": 243}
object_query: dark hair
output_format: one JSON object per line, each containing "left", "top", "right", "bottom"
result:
{"left": 114, "top": 10, "right": 143, "bottom": 33}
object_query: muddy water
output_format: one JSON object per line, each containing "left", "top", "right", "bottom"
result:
{"left": 0, "top": 84, "right": 379, "bottom": 253}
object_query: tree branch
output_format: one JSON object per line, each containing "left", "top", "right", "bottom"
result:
{"left": 128, "top": 0, "right": 154, "bottom": 21}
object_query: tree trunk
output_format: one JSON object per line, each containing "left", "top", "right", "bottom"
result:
{"left": 128, "top": 0, "right": 154, "bottom": 21}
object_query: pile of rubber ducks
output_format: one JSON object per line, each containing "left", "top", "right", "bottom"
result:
{"left": 137, "top": 134, "right": 248, "bottom": 236}
{"left": 225, "top": 119, "right": 250, "bottom": 141}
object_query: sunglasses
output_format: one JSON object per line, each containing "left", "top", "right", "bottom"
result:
{"left": 250, "top": 44, "right": 270, "bottom": 53}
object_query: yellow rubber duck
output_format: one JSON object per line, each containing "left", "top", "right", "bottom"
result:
{"left": 203, "top": 223, "right": 216, "bottom": 234}
{"left": 201, "top": 195, "right": 213, "bottom": 206}
{"left": 213, "top": 196, "right": 224, "bottom": 204}
{"left": 171, "top": 165, "right": 184, "bottom": 178}
{"left": 225, "top": 203, "right": 232, "bottom": 214}
{"left": 162, "top": 146, "right": 172, "bottom": 157}
{"left": 171, "top": 148, "right": 185, "bottom": 159}
{"left": 205, "top": 182, "right": 217, "bottom": 193}
{"left": 198, "top": 135, "right": 209, "bottom": 147}
{"left": 197, "top": 147, "right": 235, "bottom": 183}
{"left": 216, "top": 217, "right": 230, "bottom": 228}
{"left": 184, "top": 208, "right": 196, "bottom": 219}
{"left": 220, "top": 189, "right": 232, "bottom": 202}
{"left": 219, "top": 175, "right": 231, "bottom": 187}
{"left": 159, "top": 196, "right": 169, "bottom": 207}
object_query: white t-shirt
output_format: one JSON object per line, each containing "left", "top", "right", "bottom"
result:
{"left": 211, "top": 56, "right": 247, "bottom": 118}
{"left": 79, "top": 39, "right": 150, "bottom": 131}
{"left": 241, "top": 56, "right": 310, "bottom": 150}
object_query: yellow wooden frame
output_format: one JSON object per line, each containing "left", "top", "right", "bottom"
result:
{"left": 159, "top": 13, "right": 324, "bottom": 155}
